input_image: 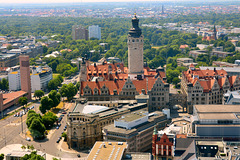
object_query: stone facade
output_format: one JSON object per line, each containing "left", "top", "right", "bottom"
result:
{"left": 67, "top": 103, "right": 148, "bottom": 150}
{"left": 148, "top": 78, "right": 169, "bottom": 112}
{"left": 127, "top": 35, "right": 144, "bottom": 77}
{"left": 181, "top": 65, "right": 240, "bottom": 113}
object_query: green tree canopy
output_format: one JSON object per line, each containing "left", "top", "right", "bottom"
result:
{"left": 18, "top": 97, "right": 28, "bottom": 107}
{"left": 34, "top": 90, "right": 44, "bottom": 100}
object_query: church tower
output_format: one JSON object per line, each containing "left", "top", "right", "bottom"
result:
{"left": 213, "top": 25, "right": 217, "bottom": 40}
{"left": 128, "top": 14, "right": 144, "bottom": 80}
{"left": 79, "top": 57, "right": 87, "bottom": 98}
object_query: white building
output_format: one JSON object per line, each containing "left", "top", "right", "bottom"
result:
{"left": 88, "top": 25, "right": 101, "bottom": 40}
{"left": 8, "top": 71, "right": 21, "bottom": 91}
{"left": 223, "top": 90, "right": 240, "bottom": 105}
{"left": 8, "top": 65, "right": 52, "bottom": 92}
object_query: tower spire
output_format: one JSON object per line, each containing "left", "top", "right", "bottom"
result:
{"left": 128, "top": 14, "right": 142, "bottom": 38}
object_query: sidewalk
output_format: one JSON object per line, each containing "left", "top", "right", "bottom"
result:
{"left": 0, "top": 144, "right": 56, "bottom": 160}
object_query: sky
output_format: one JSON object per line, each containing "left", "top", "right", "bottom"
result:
{"left": 1, "top": 0, "right": 222, "bottom": 4}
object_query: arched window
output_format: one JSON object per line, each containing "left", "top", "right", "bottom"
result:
{"left": 83, "top": 132, "right": 86, "bottom": 137}
{"left": 73, "top": 132, "right": 77, "bottom": 137}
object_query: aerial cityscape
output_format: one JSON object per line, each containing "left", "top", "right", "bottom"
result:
{"left": 1, "top": 0, "right": 240, "bottom": 160}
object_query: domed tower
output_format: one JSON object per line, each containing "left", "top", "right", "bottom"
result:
{"left": 128, "top": 14, "right": 144, "bottom": 80}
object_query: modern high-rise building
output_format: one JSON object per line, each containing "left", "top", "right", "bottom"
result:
{"left": 72, "top": 25, "right": 88, "bottom": 40}
{"left": 88, "top": 25, "right": 101, "bottom": 40}
{"left": 19, "top": 55, "right": 31, "bottom": 100}
{"left": 128, "top": 14, "right": 144, "bottom": 80}
{"left": 8, "top": 65, "right": 52, "bottom": 92}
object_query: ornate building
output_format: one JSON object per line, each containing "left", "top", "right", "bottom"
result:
{"left": 78, "top": 15, "right": 170, "bottom": 112}
{"left": 181, "top": 64, "right": 240, "bottom": 113}
{"left": 67, "top": 102, "right": 148, "bottom": 150}
{"left": 152, "top": 128, "right": 174, "bottom": 160}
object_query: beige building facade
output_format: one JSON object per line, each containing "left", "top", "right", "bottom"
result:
{"left": 67, "top": 102, "right": 148, "bottom": 150}
{"left": 103, "top": 111, "right": 169, "bottom": 152}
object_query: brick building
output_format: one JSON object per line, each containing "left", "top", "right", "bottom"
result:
{"left": 152, "top": 128, "right": 174, "bottom": 160}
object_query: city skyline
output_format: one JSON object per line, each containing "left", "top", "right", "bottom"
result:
{"left": 1, "top": 0, "right": 234, "bottom": 4}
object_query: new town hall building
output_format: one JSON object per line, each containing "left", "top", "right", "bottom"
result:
{"left": 78, "top": 15, "right": 169, "bottom": 112}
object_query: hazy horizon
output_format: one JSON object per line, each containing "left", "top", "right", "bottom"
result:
{"left": 1, "top": 0, "right": 236, "bottom": 4}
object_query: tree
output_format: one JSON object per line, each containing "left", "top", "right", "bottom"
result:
{"left": 48, "top": 79, "right": 59, "bottom": 91}
{"left": 29, "top": 145, "right": 35, "bottom": 151}
{"left": 39, "top": 96, "right": 53, "bottom": 114}
{"left": 0, "top": 78, "right": 8, "bottom": 90}
{"left": 29, "top": 118, "right": 46, "bottom": 136}
{"left": 172, "top": 77, "right": 180, "bottom": 85}
{"left": 42, "top": 112, "right": 57, "bottom": 129}
{"left": 21, "top": 151, "right": 45, "bottom": 160}
{"left": 59, "top": 83, "right": 77, "bottom": 101}
{"left": 0, "top": 154, "right": 4, "bottom": 160}
{"left": 34, "top": 90, "right": 44, "bottom": 100}
{"left": 21, "top": 145, "right": 26, "bottom": 150}
{"left": 48, "top": 90, "right": 61, "bottom": 108}
{"left": 7, "top": 45, "right": 13, "bottom": 50}
{"left": 18, "top": 97, "right": 28, "bottom": 107}
{"left": 61, "top": 132, "right": 67, "bottom": 141}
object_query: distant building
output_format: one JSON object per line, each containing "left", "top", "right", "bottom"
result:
{"left": 200, "top": 66, "right": 240, "bottom": 76}
{"left": 189, "top": 50, "right": 207, "bottom": 59}
{"left": 177, "top": 58, "right": 197, "bottom": 67}
{"left": 67, "top": 102, "right": 148, "bottom": 150}
{"left": 212, "top": 61, "right": 237, "bottom": 67}
{"left": 103, "top": 111, "right": 169, "bottom": 152}
{"left": 88, "top": 25, "right": 101, "bottom": 40}
{"left": 235, "top": 60, "right": 240, "bottom": 66}
{"left": 72, "top": 25, "right": 88, "bottom": 40}
{"left": 179, "top": 44, "right": 189, "bottom": 52}
{"left": 210, "top": 51, "right": 234, "bottom": 58}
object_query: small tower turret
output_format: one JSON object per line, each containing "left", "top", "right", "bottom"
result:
{"left": 152, "top": 127, "right": 158, "bottom": 157}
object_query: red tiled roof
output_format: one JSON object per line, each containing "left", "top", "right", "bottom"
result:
{"left": 180, "top": 45, "right": 189, "bottom": 49}
{"left": 183, "top": 68, "right": 235, "bottom": 93}
{"left": 81, "top": 77, "right": 158, "bottom": 96}
{"left": 3, "top": 91, "right": 27, "bottom": 105}
{"left": 86, "top": 62, "right": 165, "bottom": 82}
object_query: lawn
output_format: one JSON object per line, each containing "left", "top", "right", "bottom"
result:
{"left": 51, "top": 101, "right": 64, "bottom": 114}
{"left": 52, "top": 73, "right": 61, "bottom": 79}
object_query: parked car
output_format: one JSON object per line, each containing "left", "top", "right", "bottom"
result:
{"left": 56, "top": 138, "right": 60, "bottom": 143}
{"left": 56, "top": 126, "right": 59, "bottom": 129}
{"left": 26, "top": 137, "right": 31, "bottom": 141}
{"left": 62, "top": 112, "right": 66, "bottom": 114}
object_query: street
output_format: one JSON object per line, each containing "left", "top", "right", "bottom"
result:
{"left": 0, "top": 101, "right": 84, "bottom": 159}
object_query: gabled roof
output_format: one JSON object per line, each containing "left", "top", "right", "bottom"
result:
{"left": 81, "top": 77, "right": 158, "bottom": 95}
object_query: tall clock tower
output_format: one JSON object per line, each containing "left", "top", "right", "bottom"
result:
{"left": 128, "top": 14, "right": 144, "bottom": 80}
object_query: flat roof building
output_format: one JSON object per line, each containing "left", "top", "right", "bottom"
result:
{"left": 103, "top": 111, "right": 169, "bottom": 152}
{"left": 191, "top": 105, "right": 240, "bottom": 137}
{"left": 87, "top": 141, "right": 127, "bottom": 160}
